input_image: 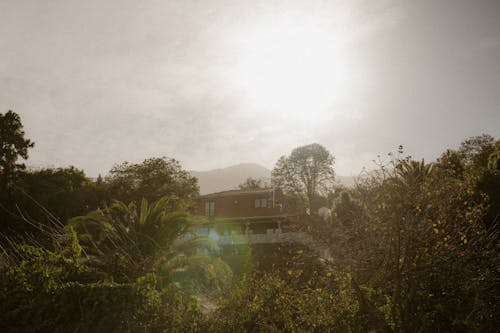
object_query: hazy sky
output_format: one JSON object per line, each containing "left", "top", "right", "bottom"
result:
{"left": 1, "top": 0, "right": 499, "bottom": 177}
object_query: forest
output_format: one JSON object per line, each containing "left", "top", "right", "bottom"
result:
{"left": 1, "top": 110, "right": 499, "bottom": 332}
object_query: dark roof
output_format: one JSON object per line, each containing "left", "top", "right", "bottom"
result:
{"left": 198, "top": 188, "right": 275, "bottom": 199}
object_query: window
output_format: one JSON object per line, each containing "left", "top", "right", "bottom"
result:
{"left": 254, "top": 198, "right": 267, "bottom": 208}
{"left": 204, "top": 201, "right": 215, "bottom": 217}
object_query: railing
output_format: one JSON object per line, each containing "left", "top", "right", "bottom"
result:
{"left": 218, "top": 231, "right": 314, "bottom": 245}
{"left": 176, "top": 229, "right": 332, "bottom": 261}
{"left": 177, "top": 229, "right": 314, "bottom": 245}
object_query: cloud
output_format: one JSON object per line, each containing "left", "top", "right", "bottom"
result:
{"left": 1, "top": 0, "right": 499, "bottom": 178}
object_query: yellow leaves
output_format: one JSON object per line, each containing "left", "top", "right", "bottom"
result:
{"left": 441, "top": 235, "right": 450, "bottom": 247}
{"left": 460, "top": 233, "right": 468, "bottom": 245}
{"left": 432, "top": 221, "right": 442, "bottom": 234}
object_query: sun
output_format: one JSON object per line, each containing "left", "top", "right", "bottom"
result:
{"left": 231, "top": 21, "right": 348, "bottom": 120}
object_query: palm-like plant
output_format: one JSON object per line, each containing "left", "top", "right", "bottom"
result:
{"left": 68, "top": 196, "right": 232, "bottom": 291}
{"left": 395, "top": 159, "right": 434, "bottom": 189}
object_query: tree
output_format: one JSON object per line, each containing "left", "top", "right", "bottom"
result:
{"left": 0, "top": 166, "right": 110, "bottom": 248}
{"left": 207, "top": 245, "right": 359, "bottom": 332}
{"left": 319, "top": 146, "right": 498, "bottom": 332}
{"left": 271, "top": 143, "right": 335, "bottom": 210}
{"left": 435, "top": 134, "right": 500, "bottom": 228}
{"left": 457, "top": 134, "right": 496, "bottom": 171}
{"left": 1, "top": 236, "right": 204, "bottom": 332}
{"left": 238, "top": 177, "right": 268, "bottom": 190}
{"left": 16, "top": 166, "right": 91, "bottom": 219}
{"left": 0, "top": 110, "right": 34, "bottom": 188}
{"left": 106, "top": 157, "right": 199, "bottom": 206}
{"left": 68, "top": 196, "right": 232, "bottom": 291}
{"left": 487, "top": 141, "right": 500, "bottom": 172}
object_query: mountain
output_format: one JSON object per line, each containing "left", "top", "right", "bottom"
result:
{"left": 190, "top": 163, "right": 356, "bottom": 194}
{"left": 190, "top": 163, "right": 271, "bottom": 194}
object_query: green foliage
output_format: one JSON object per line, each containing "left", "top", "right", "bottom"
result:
{"left": 0, "top": 110, "right": 34, "bottom": 188}
{"left": 1, "top": 134, "right": 499, "bottom": 331}
{"left": 106, "top": 157, "right": 199, "bottom": 205}
{"left": 208, "top": 268, "right": 358, "bottom": 332}
{"left": 332, "top": 191, "right": 363, "bottom": 227}
{"left": 487, "top": 140, "right": 500, "bottom": 172}
{"left": 272, "top": 143, "right": 335, "bottom": 210}
{"left": 238, "top": 177, "right": 269, "bottom": 190}
{"left": 436, "top": 134, "right": 500, "bottom": 228}
{"left": 0, "top": 245, "right": 203, "bottom": 332}
{"left": 68, "top": 197, "right": 233, "bottom": 294}
{"left": 0, "top": 166, "right": 109, "bottom": 249}
{"left": 160, "top": 254, "right": 233, "bottom": 296}
{"left": 316, "top": 139, "right": 500, "bottom": 332}
{"left": 457, "top": 134, "right": 496, "bottom": 171}
{"left": 16, "top": 167, "right": 93, "bottom": 218}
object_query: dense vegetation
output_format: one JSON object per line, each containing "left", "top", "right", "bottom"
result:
{"left": 1, "top": 111, "right": 499, "bottom": 332}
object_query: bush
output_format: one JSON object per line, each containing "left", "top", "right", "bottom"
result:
{"left": 0, "top": 246, "right": 204, "bottom": 332}
{"left": 206, "top": 263, "right": 359, "bottom": 332}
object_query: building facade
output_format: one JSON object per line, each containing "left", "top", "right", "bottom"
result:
{"left": 195, "top": 188, "right": 289, "bottom": 220}
{"left": 186, "top": 188, "right": 326, "bottom": 255}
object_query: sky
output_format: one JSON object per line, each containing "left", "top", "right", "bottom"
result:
{"left": 1, "top": 0, "right": 499, "bottom": 177}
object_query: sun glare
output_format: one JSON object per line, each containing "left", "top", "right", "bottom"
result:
{"left": 232, "top": 22, "right": 348, "bottom": 120}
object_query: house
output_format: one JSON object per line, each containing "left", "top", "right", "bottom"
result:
{"left": 195, "top": 188, "right": 288, "bottom": 219}
{"left": 194, "top": 188, "right": 299, "bottom": 235}
{"left": 185, "top": 188, "right": 321, "bottom": 252}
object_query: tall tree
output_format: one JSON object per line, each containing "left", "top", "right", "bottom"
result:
{"left": 0, "top": 110, "right": 34, "bottom": 188}
{"left": 436, "top": 134, "right": 500, "bottom": 228}
{"left": 106, "top": 157, "right": 199, "bottom": 206}
{"left": 271, "top": 143, "right": 335, "bottom": 210}
{"left": 312, "top": 143, "right": 498, "bottom": 332}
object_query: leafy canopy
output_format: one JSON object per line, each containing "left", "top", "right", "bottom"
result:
{"left": 106, "top": 157, "right": 199, "bottom": 205}
{"left": 68, "top": 196, "right": 232, "bottom": 291}
{"left": 272, "top": 143, "right": 335, "bottom": 209}
{"left": 0, "top": 110, "right": 34, "bottom": 187}
{"left": 238, "top": 177, "right": 269, "bottom": 190}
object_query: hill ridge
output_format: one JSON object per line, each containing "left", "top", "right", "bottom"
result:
{"left": 190, "top": 163, "right": 355, "bottom": 194}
